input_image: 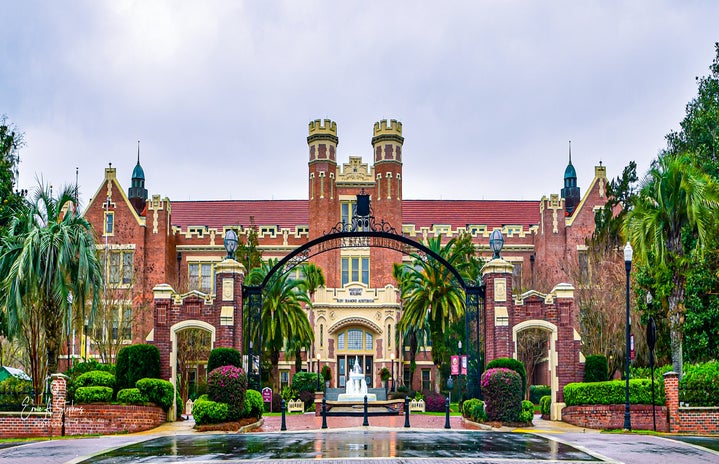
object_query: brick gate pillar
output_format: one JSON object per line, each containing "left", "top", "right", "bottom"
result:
{"left": 664, "top": 371, "right": 680, "bottom": 433}
{"left": 213, "top": 258, "right": 245, "bottom": 351}
{"left": 481, "top": 258, "right": 514, "bottom": 362}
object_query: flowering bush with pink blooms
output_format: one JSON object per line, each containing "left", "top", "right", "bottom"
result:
{"left": 480, "top": 368, "right": 522, "bottom": 422}
{"left": 208, "top": 365, "right": 247, "bottom": 420}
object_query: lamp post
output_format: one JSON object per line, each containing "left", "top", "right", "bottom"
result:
{"left": 316, "top": 352, "right": 321, "bottom": 392}
{"left": 623, "top": 241, "right": 633, "bottom": 431}
{"left": 646, "top": 291, "right": 657, "bottom": 432}
{"left": 391, "top": 353, "right": 395, "bottom": 392}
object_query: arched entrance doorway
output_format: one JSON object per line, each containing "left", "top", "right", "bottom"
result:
{"left": 328, "top": 318, "right": 383, "bottom": 388}
{"left": 513, "top": 320, "right": 557, "bottom": 403}
{"left": 170, "top": 320, "right": 215, "bottom": 410}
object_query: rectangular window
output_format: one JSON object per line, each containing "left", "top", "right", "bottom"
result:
{"left": 512, "top": 262, "right": 522, "bottom": 291}
{"left": 365, "top": 332, "right": 373, "bottom": 351}
{"left": 348, "top": 329, "right": 362, "bottom": 350}
{"left": 338, "top": 333, "right": 345, "bottom": 350}
{"left": 189, "top": 262, "right": 214, "bottom": 293}
{"left": 104, "top": 250, "right": 133, "bottom": 286}
{"left": 122, "top": 252, "right": 133, "bottom": 285}
{"left": 421, "top": 369, "right": 431, "bottom": 391}
{"left": 579, "top": 251, "right": 589, "bottom": 284}
{"left": 403, "top": 365, "right": 411, "bottom": 388}
{"left": 341, "top": 201, "right": 354, "bottom": 228}
{"left": 280, "top": 370, "right": 290, "bottom": 389}
{"left": 104, "top": 211, "right": 114, "bottom": 235}
{"left": 339, "top": 358, "right": 346, "bottom": 388}
{"left": 111, "top": 305, "right": 132, "bottom": 341}
{"left": 341, "top": 256, "right": 370, "bottom": 286}
{"left": 122, "top": 306, "right": 132, "bottom": 340}
{"left": 109, "top": 252, "right": 121, "bottom": 284}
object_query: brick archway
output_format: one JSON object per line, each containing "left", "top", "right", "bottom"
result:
{"left": 483, "top": 259, "right": 583, "bottom": 419}
{"left": 169, "top": 319, "right": 216, "bottom": 397}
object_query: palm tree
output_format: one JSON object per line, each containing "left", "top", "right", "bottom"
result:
{"left": 626, "top": 153, "right": 719, "bottom": 377}
{"left": 295, "top": 262, "right": 325, "bottom": 374}
{"left": 0, "top": 183, "right": 103, "bottom": 397}
{"left": 396, "top": 236, "right": 470, "bottom": 374}
{"left": 247, "top": 260, "right": 314, "bottom": 389}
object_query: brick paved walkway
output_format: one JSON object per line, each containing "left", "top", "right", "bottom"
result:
{"left": 254, "top": 413, "right": 481, "bottom": 432}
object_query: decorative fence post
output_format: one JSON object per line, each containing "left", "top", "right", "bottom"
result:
{"left": 50, "top": 374, "right": 68, "bottom": 437}
{"left": 664, "top": 372, "right": 679, "bottom": 433}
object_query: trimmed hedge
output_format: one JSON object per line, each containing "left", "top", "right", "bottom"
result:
{"left": 0, "top": 378, "right": 33, "bottom": 411}
{"left": 485, "top": 358, "right": 526, "bottom": 397}
{"left": 207, "top": 347, "right": 243, "bottom": 373}
{"left": 66, "top": 360, "right": 115, "bottom": 377}
{"left": 193, "top": 394, "right": 229, "bottom": 425}
{"left": 518, "top": 400, "right": 534, "bottom": 423}
{"left": 244, "top": 389, "right": 263, "bottom": 419}
{"left": 117, "top": 388, "right": 147, "bottom": 405}
{"left": 529, "top": 385, "right": 551, "bottom": 404}
{"left": 540, "top": 395, "right": 551, "bottom": 416}
{"left": 116, "top": 344, "right": 161, "bottom": 391}
{"left": 584, "top": 355, "right": 608, "bottom": 382}
{"left": 76, "top": 386, "right": 113, "bottom": 403}
{"left": 136, "top": 378, "right": 175, "bottom": 411}
{"left": 75, "top": 370, "right": 116, "bottom": 389}
{"left": 680, "top": 361, "right": 719, "bottom": 406}
{"left": 564, "top": 379, "right": 664, "bottom": 406}
{"left": 481, "top": 368, "right": 522, "bottom": 422}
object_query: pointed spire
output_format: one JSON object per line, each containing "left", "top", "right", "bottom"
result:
{"left": 137, "top": 140, "right": 140, "bottom": 165}
{"left": 568, "top": 140, "right": 572, "bottom": 165}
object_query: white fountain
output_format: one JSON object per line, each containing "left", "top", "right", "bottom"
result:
{"left": 337, "top": 356, "right": 377, "bottom": 402}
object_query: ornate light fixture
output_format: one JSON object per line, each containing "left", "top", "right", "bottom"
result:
{"left": 224, "top": 229, "right": 239, "bottom": 260}
{"left": 489, "top": 229, "right": 504, "bottom": 259}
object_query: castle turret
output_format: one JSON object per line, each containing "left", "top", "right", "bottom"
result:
{"left": 371, "top": 119, "right": 404, "bottom": 285}
{"left": 561, "top": 141, "right": 580, "bottom": 216}
{"left": 308, "top": 119, "right": 341, "bottom": 286}
{"left": 128, "top": 141, "right": 148, "bottom": 215}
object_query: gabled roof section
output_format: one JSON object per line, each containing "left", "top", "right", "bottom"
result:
{"left": 171, "top": 200, "right": 309, "bottom": 230}
{"left": 84, "top": 166, "right": 145, "bottom": 226}
{"left": 565, "top": 164, "right": 608, "bottom": 227}
{"left": 402, "top": 200, "right": 540, "bottom": 230}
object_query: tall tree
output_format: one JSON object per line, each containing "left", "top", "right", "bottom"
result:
{"left": 0, "top": 183, "right": 103, "bottom": 396}
{"left": 246, "top": 260, "right": 313, "bottom": 389}
{"left": 295, "top": 262, "right": 325, "bottom": 374}
{"left": 626, "top": 154, "right": 719, "bottom": 377}
{"left": 0, "top": 116, "right": 26, "bottom": 237}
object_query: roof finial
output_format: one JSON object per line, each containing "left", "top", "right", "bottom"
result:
{"left": 137, "top": 140, "right": 140, "bottom": 165}
{"left": 568, "top": 140, "right": 572, "bottom": 165}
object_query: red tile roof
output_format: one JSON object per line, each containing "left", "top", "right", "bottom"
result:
{"left": 171, "top": 200, "right": 309, "bottom": 229}
{"left": 170, "top": 199, "right": 540, "bottom": 230}
{"left": 402, "top": 200, "right": 540, "bottom": 229}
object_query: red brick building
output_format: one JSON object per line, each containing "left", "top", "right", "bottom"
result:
{"left": 78, "top": 119, "right": 609, "bottom": 396}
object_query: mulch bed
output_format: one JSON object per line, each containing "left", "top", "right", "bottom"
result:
{"left": 195, "top": 417, "right": 258, "bottom": 432}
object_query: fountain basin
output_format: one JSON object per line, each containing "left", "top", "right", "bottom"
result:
{"left": 336, "top": 393, "right": 377, "bottom": 402}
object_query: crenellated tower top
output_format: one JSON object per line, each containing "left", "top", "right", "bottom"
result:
{"left": 372, "top": 119, "right": 403, "bottom": 144}
{"left": 308, "top": 119, "right": 338, "bottom": 144}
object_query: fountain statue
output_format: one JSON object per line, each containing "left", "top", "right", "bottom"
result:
{"left": 337, "top": 356, "right": 377, "bottom": 402}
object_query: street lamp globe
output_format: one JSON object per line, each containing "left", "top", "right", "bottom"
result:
{"left": 490, "top": 229, "right": 504, "bottom": 259}
{"left": 224, "top": 229, "right": 239, "bottom": 260}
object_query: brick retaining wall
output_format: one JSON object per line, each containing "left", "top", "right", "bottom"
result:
{"left": 562, "top": 404, "right": 669, "bottom": 432}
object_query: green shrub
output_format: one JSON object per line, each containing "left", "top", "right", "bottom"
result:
{"left": 480, "top": 368, "right": 522, "bottom": 422}
{"left": 584, "top": 355, "right": 608, "bottom": 382}
{"left": 518, "top": 400, "right": 534, "bottom": 423}
{"left": 66, "top": 360, "right": 115, "bottom": 377}
{"left": 75, "top": 370, "right": 116, "bottom": 389}
{"left": 631, "top": 364, "right": 673, "bottom": 380}
{"left": 117, "top": 388, "right": 148, "bottom": 405}
{"left": 462, "top": 398, "right": 482, "bottom": 419}
{"left": 243, "top": 389, "right": 263, "bottom": 419}
{"left": 281, "top": 385, "right": 298, "bottom": 401}
{"left": 193, "top": 394, "right": 229, "bottom": 425}
{"left": 540, "top": 395, "right": 551, "bottom": 416}
{"left": 136, "top": 378, "right": 174, "bottom": 411}
{"left": 485, "top": 358, "right": 526, "bottom": 397}
{"left": 0, "top": 378, "right": 33, "bottom": 411}
{"left": 208, "top": 365, "right": 247, "bottom": 421}
{"left": 207, "top": 347, "right": 243, "bottom": 373}
{"left": 529, "top": 385, "right": 551, "bottom": 404}
{"left": 470, "top": 400, "right": 488, "bottom": 422}
{"left": 321, "top": 365, "right": 331, "bottom": 382}
{"left": 291, "top": 371, "right": 320, "bottom": 393}
{"left": 75, "top": 386, "right": 113, "bottom": 403}
{"left": 680, "top": 361, "right": 719, "bottom": 406}
{"left": 563, "top": 379, "right": 664, "bottom": 406}
{"left": 116, "top": 344, "right": 161, "bottom": 391}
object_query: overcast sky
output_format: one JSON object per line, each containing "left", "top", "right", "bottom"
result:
{"left": 3, "top": 1, "right": 718, "bottom": 209}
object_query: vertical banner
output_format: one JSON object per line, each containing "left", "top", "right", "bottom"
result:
{"left": 451, "top": 355, "right": 460, "bottom": 376}
{"left": 461, "top": 355, "right": 468, "bottom": 375}
{"left": 630, "top": 334, "right": 635, "bottom": 360}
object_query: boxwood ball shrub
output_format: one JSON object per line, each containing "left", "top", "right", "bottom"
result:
{"left": 207, "top": 347, "right": 243, "bottom": 373}
{"left": 76, "top": 386, "right": 113, "bottom": 403}
{"left": 208, "top": 365, "right": 247, "bottom": 421}
{"left": 518, "top": 400, "right": 534, "bottom": 423}
{"left": 117, "top": 388, "right": 148, "bottom": 405}
{"left": 292, "top": 371, "right": 321, "bottom": 394}
{"left": 136, "top": 378, "right": 175, "bottom": 411}
{"left": 485, "top": 358, "right": 526, "bottom": 397}
{"left": 563, "top": 379, "right": 664, "bottom": 406}
{"left": 193, "top": 394, "right": 229, "bottom": 425}
{"left": 481, "top": 368, "right": 522, "bottom": 422}
{"left": 75, "top": 370, "right": 116, "bottom": 389}
{"left": 462, "top": 398, "right": 487, "bottom": 422}
{"left": 243, "top": 389, "right": 264, "bottom": 419}
{"left": 116, "top": 344, "right": 161, "bottom": 391}
{"left": 540, "top": 395, "right": 551, "bottom": 416}
{"left": 583, "top": 355, "right": 609, "bottom": 383}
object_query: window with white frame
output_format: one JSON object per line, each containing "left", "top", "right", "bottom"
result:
{"left": 341, "top": 256, "right": 369, "bottom": 286}
{"left": 189, "top": 263, "right": 214, "bottom": 293}
{"left": 105, "top": 250, "right": 133, "bottom": 286}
